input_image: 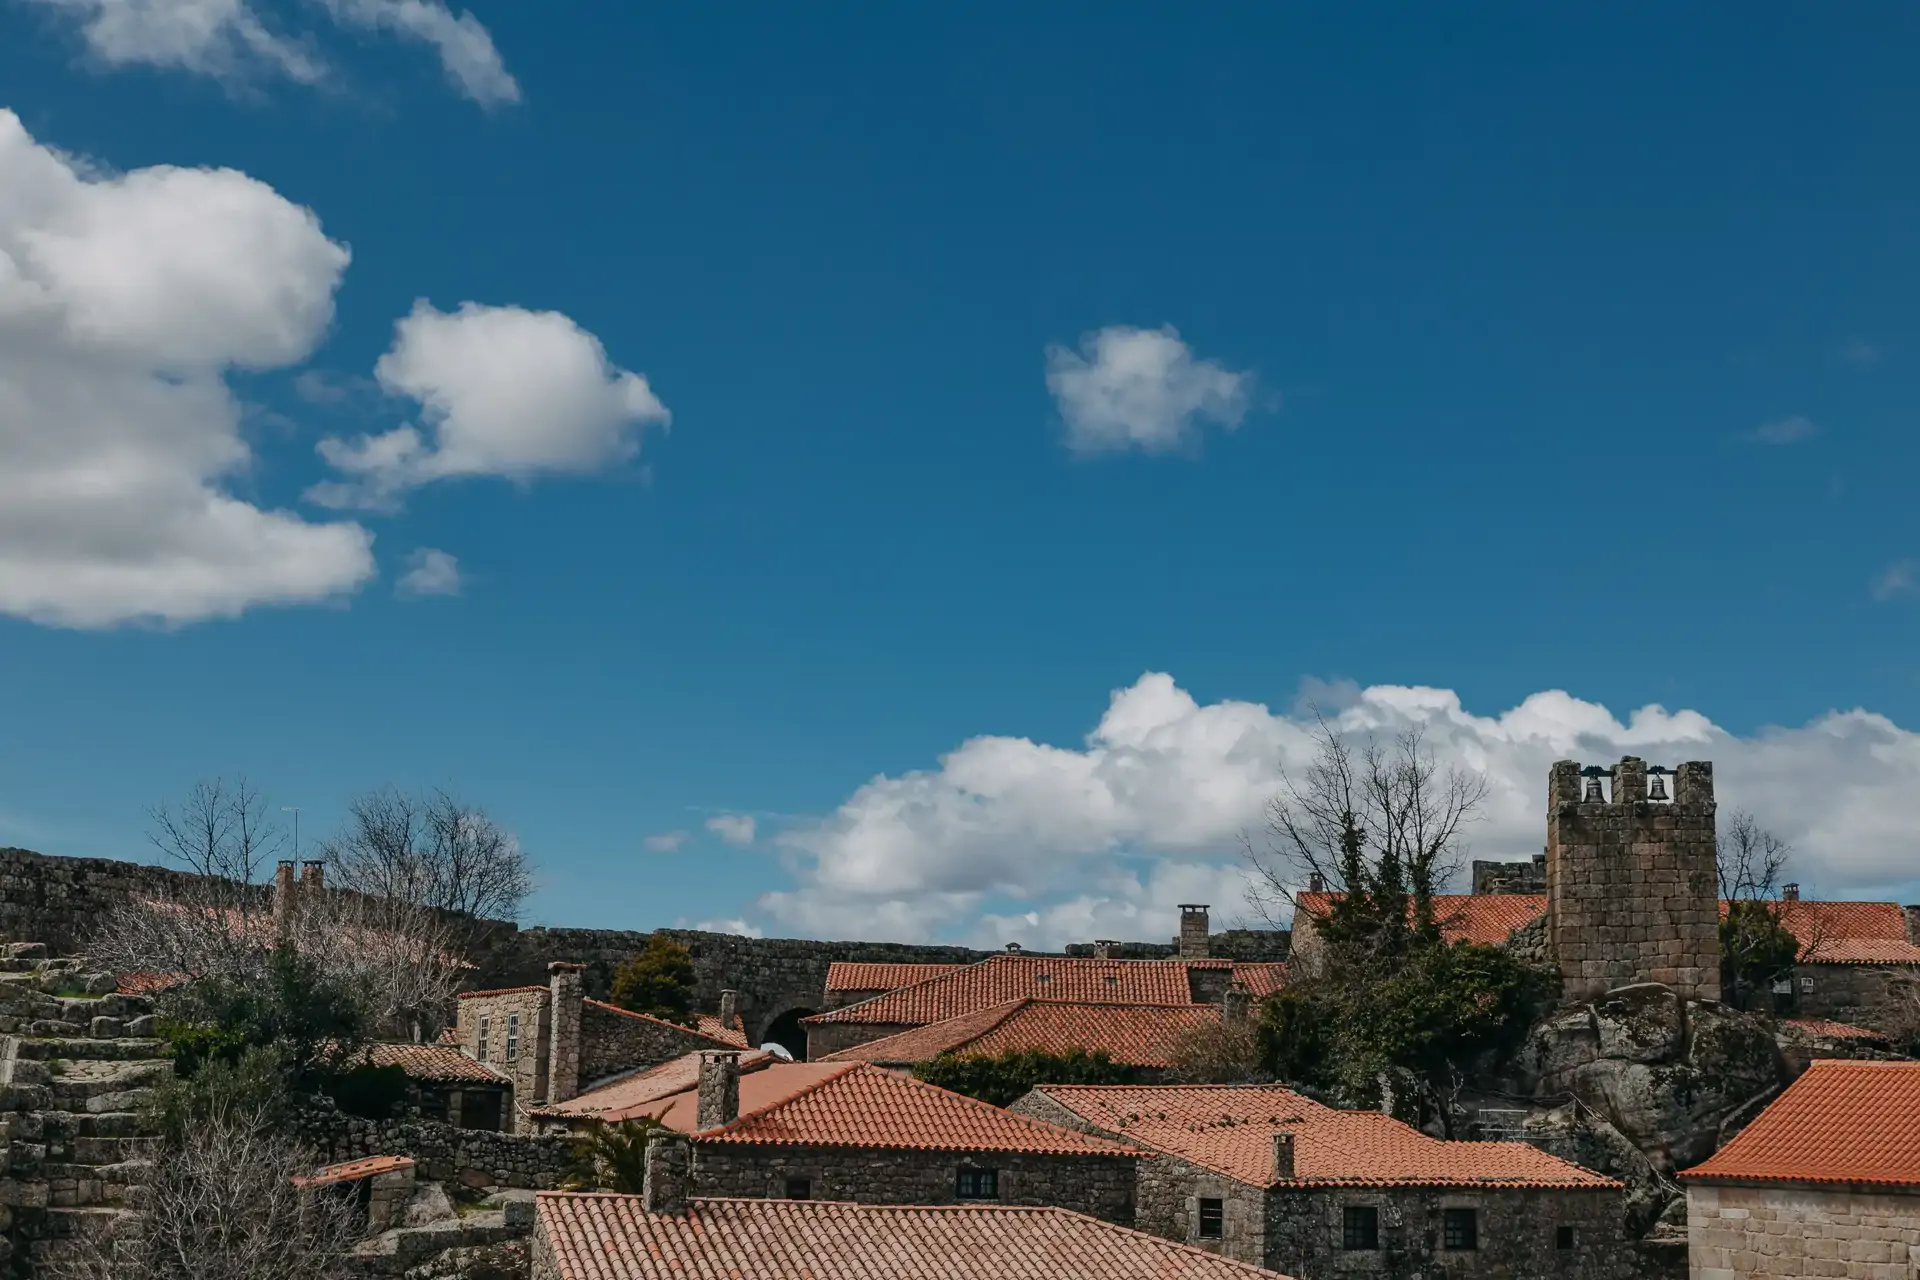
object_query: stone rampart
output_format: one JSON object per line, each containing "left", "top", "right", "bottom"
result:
{"left": 294, "top": 1099, "right": 580, "bottom": 1190}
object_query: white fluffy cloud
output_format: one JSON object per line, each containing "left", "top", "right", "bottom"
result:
{"left": 0, "top": 109, "right": 376, "bottom": 628}
{"left": 706, "top": 814, "right": 757, "bottom": 847}
{"left": 32, "top": 0, "right": 518, "bottom": 106}
{"left": 643, "top": 830, "right": 690, "bottom": 854}
{"left": 310, "top": 301, "right": 669, "bottom": 510}
{"left": 759, "top": 673, "right": 1920, "bottom": 946}
{"left": 395, "top": 547, "right": 461, "bottom": 598}
{"left": 1045, "top": 325, "right": 1251, "bottom": 455}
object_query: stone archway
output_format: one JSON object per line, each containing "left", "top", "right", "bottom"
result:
{"left": 759, "top": 1006, "right": 819, "bottom": 1061}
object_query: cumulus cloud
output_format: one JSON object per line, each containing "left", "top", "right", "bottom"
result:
{"left": 31, "top": 0, "right": 517, "bottom": 106}
{"left": 0, "top": 109, "right": 375, "bottom": 628}
{"left": 755, "top": 673, "right": 1920, "bottom": 946}
{"left": 395, "top": 547, "right": 461, "bottom": 598}
{"left": 1872, "top": 560, "right": 1917, "bottom": 602}
{"left": 1745, "top": 415, "right": 1821, "bottom": 446}
{"left": 643, "top": 830, "right": 690, "bottom": 853}
{"left": 689, "top": 917, "right": 764, "bottom": 938}
{"left": 1045, "top": 325, "right": 1251, "bottom": 455}
{"left": 310, "top": 301, "right": 669, "bottom": 510}
{"left": 706, "top": 814, "right": 757, "bottom": 847}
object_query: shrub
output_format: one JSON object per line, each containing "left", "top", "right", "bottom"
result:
{"left": 160, "top": 947, "right": 370, "bottom": 1088}
{"left": 569, "top": 1116, "right": 669, "bottom": 1194}
{"left": 326, "top": 1063, "right": 412, "bottom": 1121}
{"left": 913, "top": 1048, "right": 1135, "bottom": 1108}
{"left": 610, "top": 937, "right": 698, "bottom": 1027}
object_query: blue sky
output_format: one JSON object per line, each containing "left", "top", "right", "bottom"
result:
{"left": 1, "top": 3, "right": 1917, "bottom": 944}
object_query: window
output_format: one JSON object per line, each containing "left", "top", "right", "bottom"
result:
{"left": 1443, "top": 1208, "right": 1478, "bottom": 1251}
{"left": 1801, "top": 975, "right": 1815, "bottom": 992}
{"left": 506, "top": 1013, "right": 520, "bottom": 1064}
{"left": 784, "top": 1178, "right": 812, "bottom": 1201}
{"left": 1341, "top": 1206, "right": 1378, "bottom": 1250}
{"left": 1555, "top": 1225, "right": 1576, "bottom": 1251}
{"left": 476, "top": 1016, "right": 490, "bottom": 1062}
{"left": 1197, "top": 1198, "right": 1224, "bottom": 1240}
{"left": 955, "top": 1168, "right": 999, "bottom": 1200}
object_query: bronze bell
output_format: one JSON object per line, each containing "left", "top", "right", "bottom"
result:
{"left": 1583, "top": 776, "right": 1606, "bottom": 803}
{"left": 1648, "top": 772, "right": 1669, "bottom": 802}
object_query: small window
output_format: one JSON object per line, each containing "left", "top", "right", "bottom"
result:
{"left": 1801, "top": 975, "right": 1815, "bottom": 992}
{"left": 955, "top": 1168, "right": 999, "bottom": 1200}
{"left": 506, "top": 1012, "right": 520, "bottom": 1063}
{"left": 1443, "top": 1208, "right": 1478, "bottom": 1251}
{"left": 1197, "top": 1198, "right": 1224, "bottom": 1240}
{"left": 1341, "top": 1206, "right": 1378, "bottom": 1250}
{"left": 476, "top": 1016, "right": 490, "bottom": 1062}
{"left": 1771, "top": 977, "right": 1792, "bottom": 995}
{"left": 784, "top": 1178, "right": 811, "bottom": 1200}
{"left": 1555, "top": 1225, "right": 1575, "bottom": 1251}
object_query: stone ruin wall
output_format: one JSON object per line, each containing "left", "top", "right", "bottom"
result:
{"left": 1546, "top": 757, "right": 1722, "bottom": 1004}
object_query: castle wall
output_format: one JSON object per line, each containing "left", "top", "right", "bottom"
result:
{"left": 1546, "top": 758, "right": 1721, "bottom": 1003}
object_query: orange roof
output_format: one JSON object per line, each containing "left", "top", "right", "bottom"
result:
{"left": 825, "top": 961, "right": 965, "bottom": 993}
{"left": 458, "top": 984, "right": 548, "bottom": 1000}
{"left": 294, "top": 1154, "right": 413, "bottom": 1188}
{"left": 1683, "top": 1060, "right": 1920, "bottom": 1187}
{"left": 689, "top": 1061, "right": 1132, "bottom": 1157}
{"left": 696, "top": 1013, "right": 749, "bottom": 1047}
{"left": 1295, "top": 892, "right": 1546, "bottom": 947}
{"left": 535, "top": 1195, "right": 1292, "bottom": 1280}
{"left": 820, "top": 1000, "right": 1223, "bottom": 1068}
{"left": 1034, "top": 1084, "right": 1616, "bottom": 1190}
{"left": 805, "top": 955, "right": 1277, "bottom": 1027}
{"left": 582, "top": 998, "right": 751, "bottom": 1050}
{"left": 357, "top": 1042, "right": 509, "bottom": 1085}
{"left": 532, "top": 1049, "right": 782, "bottom": 1124}
{"left": 1780, "top": 1018, "right": 1889, "bottom": 1042}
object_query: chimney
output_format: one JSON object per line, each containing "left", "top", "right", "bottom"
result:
{"left": 1904, "top": 905, "right": 1920, "bottom": 946}
{"left": 272, "top": 860, "right": 297, "bottom": 939}
{"left": 697, "top": 1051, "right": 742, "bottom": 1130}
{"left": 1093, "top": 940, "right": 1118, "bottom": 960}
{"left": 1005, "top": 942, "right": 1023, "bottom": 953}
{"left": 718, "top": 989, "right": 739, "bottom": 1031}
{"left": 300, "top": 860, "right": 324, "bottom": 892}
{"left": 547, "top": 962, "right": 585, "bottom": 1104}
{"left": 1307, "top": 873, "right": 1325, "bottom": 894}
{"left": 1272, "top": 1131, "right": 1295, "bottom": 1182}
{"left": 1222, "top": 981, "right": 1251, "bottom": 1025}
{"left": 642, "top": 1132, "right": 692, "bottom": 1215}
{"left": 1178, "top": 905, "right": 1210, "bottom": 959}
{"left": 1782, "top": 883, "right": 1800, "bottom": 902}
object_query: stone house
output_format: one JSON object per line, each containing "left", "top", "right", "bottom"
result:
{"left": 1680, "top": 1059, "right": 1920, "bottom": 1279}
{"left": 539, "top": 1050, "right": 1139, "bottom": 1223}
{"left": 293, "top": 1154, "right": 417, "bottom": 1237}
{"left": 353, "top": 1041, "right": 515, "bottom": 1131}
{"left": 1014, "top": 1083, "right": 1634, "bottom": 1280}
{"left": 533, "top": 1142, "right": 1292, "bottom": 1280}
{"left": 815, "top": 997, "right": 1233, "bottom": 1077}
{"left": 455, "top": 962, "right": 748, "bottom": 1129}
{"left": 801, "top": 922, "right": 1287, "bottom": 1061}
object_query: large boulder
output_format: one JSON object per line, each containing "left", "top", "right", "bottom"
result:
{"left": 1522, "top": 1102, "right": 1675, "bottom": 1239}
{"left": 1592, "top": 984, "right": 1684, "bottom": 1064}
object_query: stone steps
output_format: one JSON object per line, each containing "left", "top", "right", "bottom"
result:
{"left": 5, "top": 1036, "right": 166, "bottom": 1062}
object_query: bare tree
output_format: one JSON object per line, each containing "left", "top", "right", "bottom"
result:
{"left": 1717, "top": 810, "right": 1791, "bottom": 903}
{"left": 1246, "top": 717, "right": 1487, "bottom": 957}
{"left": 318, "top": 788, "right": 532, "bottom": 941}
{"left": 50, "top": 1105, "right": 361, "bottom": 1280}
{"left": 1716, "top": 810, "right": 1815, "bottom": 1011}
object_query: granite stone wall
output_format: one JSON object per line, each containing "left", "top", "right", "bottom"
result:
{"left": 457, "top": 987, "right": 550, "bottom": 1118}
{"left": 1547, "top": 758, "right": 1721, "bottom": 1003}
{"left": 1791, "top": 963, "right": 1919, "bottom": 1031}
{"left": 578, "top": 1000, "right": 731, "bottom": 1084}
{"left": 0, "top": 845, "right": 261, "bottom": 954}
{"left": 294, "top": 1100, "right": 580, "bottom": 1190}
{"left": 1134, "top": 1152, "right": 1266, "bottom": 1268}
{"left": 689, "top": 1143, "right": 1137, "bottom": 1225}
{"left": 801, "top": 1019, "right": 915, "bottom": 1061}
{"left": 1687, "top": 1181, "right": 1920, "bottom": 1279}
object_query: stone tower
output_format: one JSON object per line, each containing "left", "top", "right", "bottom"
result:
{"left": 1545, "top": 756, "right": 1721, "bottom": 1003}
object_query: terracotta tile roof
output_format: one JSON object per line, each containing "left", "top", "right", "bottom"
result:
{"left": 1295, "top": 892, "right": 1546, "bottom": 947}
{"left": 1780, "top": 1018, "right": 1890, "bottom": 1042}
{"left": 1034, "top": 1084, "right": 1616, "bottom": 1189}
{"left": 805, "top": 955, "right": 1273, "bottom": 1027}
{"left": 457, "top": 984, "right": 548, "bottom": 1000}
{"left": 354, "top": 1042, "right": 509, "bottom": 1085}
{"left": 1683, "top": 1060, "right": 1920, "bottom": 1187}
{"left": 116, "top": 970, "right": 188, "bottom": 996}
{"left": 531, "top": 1049, "right": 781, "bottom": 1124}
{"left": 535, "top": 1194, "right": 1292, "bottom": 1280}
{"left": 294, "top": 1154, "right": 413, "bottom": 1188}
{"left": 819, "top": 1000, "right": 1223, "bottom": 1068}
{"left": 1233, "top": 963, "right": 1288, "bottom": 998}
{"left": 824, "top": 961, "right": 966, "bottom": 993}
{"left": 582, "top": 998, "right": 752, "bottom": 1049}
{"left": 691, "top": 1061, "right": 1133, "bottom": 1157}
{"left": 435, "top": 1025, "right": 459, "bottom": 1045}
{"left": 695, "top": 1013, "right": 749, "bottom": 1047}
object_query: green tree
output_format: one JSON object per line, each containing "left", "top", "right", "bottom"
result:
{"left": 913, "top": 1048, "right": 1135, "bottom": 1108}
{"left": 569, "top": 1116, "right": 670, "bottom": 1194}
{"left": 610, "top": 937, "right": 698, "bottom": 1027}
{"left": 161, "top": 947, "right": 370, "bottom": 1088}
{"left": 1716, "top": 811, "right": 1807, "bottom": 1011}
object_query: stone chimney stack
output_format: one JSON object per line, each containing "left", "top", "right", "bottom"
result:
{"left": 300, "top": 860, "right": 324, "bottom": 893}
{"left": 273, "top": 860, "right": 297, "bottom": 939}
{"left": 1905, "top": 906, "right": 1920, "bottom": 947}
{"left": 1092, "top": 940, "right": 1118, "bottom": 960}
{"left": 547, "top": 962, "right": 585, "bottom": 1104}
{"left": 1272, "top": 1132, "right": 1295, "bottom": 1182}
{"left": 718, "top": 989, "right": 739, "bottom": 1032}
{"left": 642, "top": 1132, "right": 692, "bottom": 1215}
{"left": 1782, "top": 883, "right": 1800, "bottom": 902}
{"left": 1308, "top": 873, "right": 1325, "bottom": 894}
{"left": 1178, "top": 905, "right": 1210, "bottom": 959}
{"left": 697, "top": 1050, "right": 742, "bottom": 1131}
{"left": 1222, "top": 981, "right": 1251, "bottom": 1025}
